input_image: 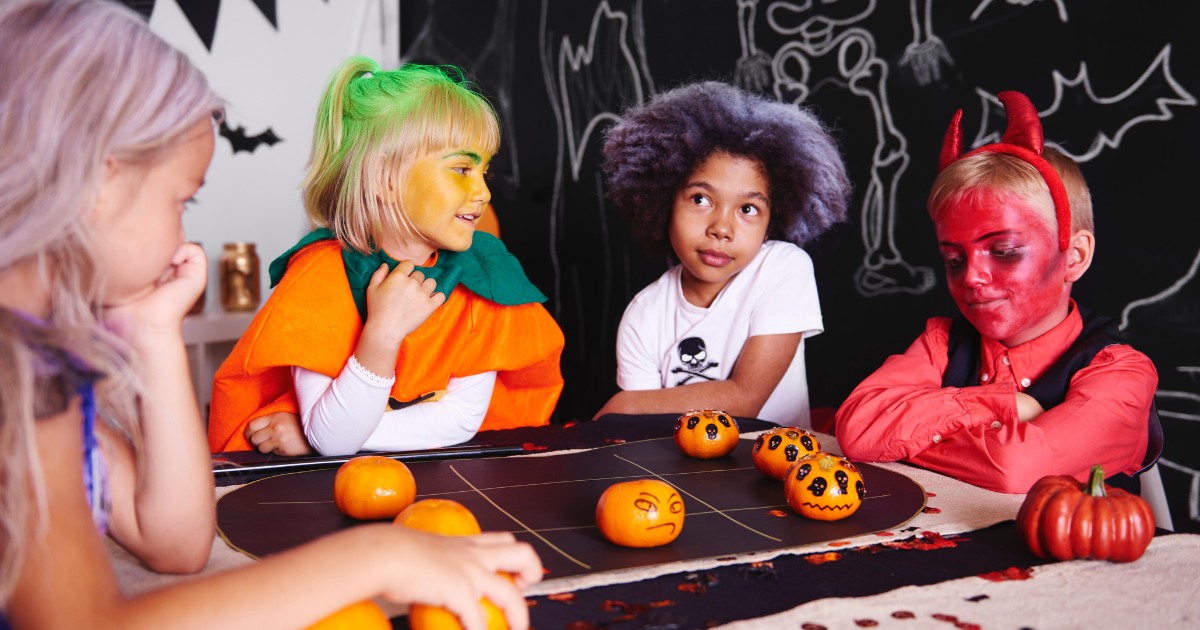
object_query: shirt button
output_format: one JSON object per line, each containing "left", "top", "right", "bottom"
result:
{"left": 1020, "top": 378, "right": 1032, "bottom": 387}
{"left": 981, "top": 373, "right": 990, "bottom": 382}
{"left": 1002, "top": 356, "right": 1010, "bottom": 366}
{"left": 990, "top": 421, "right": 1002, "bottom": 429}
{"left": 932, "top": 434, "right": 942, "bottom": 443}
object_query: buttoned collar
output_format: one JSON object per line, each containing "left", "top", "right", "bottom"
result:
{"left": 977, "top": 300, "right": 1083, "bottom": 388}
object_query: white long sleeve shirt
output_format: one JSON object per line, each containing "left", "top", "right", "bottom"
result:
{"left": 292, "top": 357, "right": 496, "bottom": 455}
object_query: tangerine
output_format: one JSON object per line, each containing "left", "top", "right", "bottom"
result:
{"left": 306, "top": 600, "right": 391, "bottom": 630}
{"left": 595, "top": 479, "right": 685, "bottom": 547}
{"left": 674, "top": 410, "right": 739, "bottom": 458}
{"left": 786, "top": 452, "right": 866, "bottom": 521}
{"left": 333, "top": 456, "right": 416, "bottom": 520}
{"left": 398, "top": 501, "right": 512, "bottom": 630}
{"left": 394, "top": 499, "right": 482, "bottom": 536}
{"left": 752, "top": 427, "right": 821, "bottom": 480}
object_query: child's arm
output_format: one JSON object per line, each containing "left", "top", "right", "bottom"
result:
{"left": 98, "top": 242, "right": 215, "bottom": 573}
{"left": 596, "top": 332, "right": 803, "bottom": 418}
{"left": 836, "top": 322, "right": 1156, "bottom": 493}
{"left": 292, "top": 367, "right": 496, "bottom": 455}
{"left": 10, "top": 405, "right": 540, "bottom": 630}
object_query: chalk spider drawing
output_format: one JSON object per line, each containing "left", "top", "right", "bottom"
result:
{"left": 756, "top": 0, "right": 936, "bottom": 297}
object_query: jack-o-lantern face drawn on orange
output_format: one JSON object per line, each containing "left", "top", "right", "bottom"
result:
{"left": 785, "top": 452, "right": 866, "bottom": 521}
{"left": 674, "top": 409, "right": 739, "bottom": 459}
{"left": 752, "top": 427, "right": 821, "bottom": 480}
{"left": 596, "top": 479, "right": 686, "bottom": 547}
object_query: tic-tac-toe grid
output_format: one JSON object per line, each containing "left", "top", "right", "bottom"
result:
{"left": 217, "top": 438, "right": 926, "bottom": 582}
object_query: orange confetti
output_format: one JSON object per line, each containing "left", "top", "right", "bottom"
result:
{"left": 875, "top": 532, "right": 895, "bottom": 536}
{"left": 979, "top": 566, "right": 1034, "bottom": 582}
{"left": 649, "top": 600, "right": 675, "bottom": 608}
{"left": 926, "top": 492, "right": 937, "bottom": 497}
{"left": 767, "top": 510, "right": 787, "bottom": 517}
{"left": 548, "top": 593, "right": 577, "bottom": 603}
{"left": 804, "top": 552, "right": 843, "bottom": 565}
{"left": 828, "top": 541, "right": 851, "bottom": 547}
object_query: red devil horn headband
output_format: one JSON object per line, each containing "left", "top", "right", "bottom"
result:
{"left": 937, "top": 91, "right": 1072, "bottom": 251}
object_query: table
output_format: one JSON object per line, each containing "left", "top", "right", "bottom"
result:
{"left": 110, "top": 416, "right": 1200, "bottom": 629}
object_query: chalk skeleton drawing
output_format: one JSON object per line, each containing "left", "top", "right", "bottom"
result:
{"left": 970, "top": 0, "right": 1068, "bottom": 24}
{"left": 761, "top": 0, "right": 936, "bottom": 297}
{"left": 972, "top": 45, "right": 1197, "bottom": 162}
{"left": 899, "top": 0, "right": 953, "bottom": 87}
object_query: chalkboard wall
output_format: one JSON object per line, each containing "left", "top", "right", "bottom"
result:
{"left": 403, "top": 0, "right": 1198, "bottom": 530}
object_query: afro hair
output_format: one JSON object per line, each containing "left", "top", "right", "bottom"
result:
{"left": 602, "top": 82, "right": 851, "bottom": 258}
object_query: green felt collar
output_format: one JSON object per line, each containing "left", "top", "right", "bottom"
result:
{"left": 269, "top": 228, "right": 546, "bottom": 321}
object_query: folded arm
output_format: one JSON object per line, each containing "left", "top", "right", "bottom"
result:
{"left": 294, "top": 362, "right": 496, "bottom": 455}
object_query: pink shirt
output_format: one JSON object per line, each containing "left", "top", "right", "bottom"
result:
{"left": 836, "top": 303, "right": 1155, "bottom": 493}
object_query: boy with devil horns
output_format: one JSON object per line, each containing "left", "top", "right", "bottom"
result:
{"left": 836, "top": 91, "right": 1163, "bottom": 495}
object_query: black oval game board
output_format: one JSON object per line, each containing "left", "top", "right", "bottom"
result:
{"left": 217, "top": 437, "right": 926, "bottom": 582}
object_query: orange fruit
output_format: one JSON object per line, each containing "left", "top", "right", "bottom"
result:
{"left": 674, "top": 410, "right": 739, "bottom": 459}
{"left": 306, "top": 600, "right": 391, "bottom": 630}
{"left": 398, "top": 501, "right": 512, "bottom": 630}
{"left": 394, "top": 499, "right": 482, "bottom": 536}
{"left": 785, "top": 452, "right": 866, "bottom": 521}
{"left": 752, "top": 427, "right": 821, "bottom": 480}
{"left": 334, "top": 456, "right": 416, "bottom": 520}
{"left": 408, "top": 578, "right": 511, "bottom": 630}
{"left": 595, "top": 479, "right": 685, "bottom": 548}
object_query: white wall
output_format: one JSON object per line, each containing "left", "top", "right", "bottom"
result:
{"left": 146, "top": 0, "right": 399, "bottom": 308}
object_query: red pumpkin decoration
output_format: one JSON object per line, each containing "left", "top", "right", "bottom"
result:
{"left": 785, "top": 452, "right": 866, "bottom": 521}
{"left": 752, "top": 427, "right": 821, "bottom": 480}
{"left": 674, "top": 410, "right": 739, "bottom": 459}
{"left": 1016, "top": 465, "right": 1155, "bottom": 562}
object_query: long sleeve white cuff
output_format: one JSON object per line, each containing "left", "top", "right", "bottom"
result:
{"left": 292, "top": 361, "right": 496, "bottom": 456}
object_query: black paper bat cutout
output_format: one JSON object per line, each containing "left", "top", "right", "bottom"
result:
{"left": 972, "top": 44, "right": 1195, "bottom": 163}
{"left": 219, "top": 121, "right": 283, "bottom": 154}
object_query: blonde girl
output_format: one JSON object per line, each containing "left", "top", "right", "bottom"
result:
{"left": 206, "top": 57, "right": 563, "bottom": 456}
{"left": 0, "top": 2, "right": 539, "bottom": 629}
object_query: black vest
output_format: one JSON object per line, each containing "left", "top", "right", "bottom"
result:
{"left": 941, "top": 306, "right": 1163, "bottom": 494}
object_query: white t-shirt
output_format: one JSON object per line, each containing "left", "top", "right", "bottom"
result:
{"left": 615, "top": 240, "right": 823, "bottom": 428}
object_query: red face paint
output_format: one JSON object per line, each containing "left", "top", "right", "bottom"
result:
{"left": 934, "top": 190, "right": 1072, "bottom": 346}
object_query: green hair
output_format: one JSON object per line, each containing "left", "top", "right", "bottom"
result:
{"left": 302, "top": 57, "right": 500, "bottom": 254}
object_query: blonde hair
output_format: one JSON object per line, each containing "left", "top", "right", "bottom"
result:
{"left": 301, "top": 58, "right": 500, "bottom": 254}
{"left": 927, "top": 146, "right": 1094, "bottom": 234}
{"left": 0, "top": 0, "right": 222, "bottom": 602}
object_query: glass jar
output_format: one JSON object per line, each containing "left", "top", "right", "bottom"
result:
{"left": 219, "top": 242, "right": 260, "bottom": 311}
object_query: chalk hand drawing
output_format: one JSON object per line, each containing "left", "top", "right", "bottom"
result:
{"left": 971, "top": 0, "right": 1068, "bottom": 24}
{"left": 762, "top": 0, "right": 936, "bottom": 297}
{"left": 973, "top": 45, "right": 1197, "bottom": 162}
{"left": 540, "top": 0, "right": 654, "bottom": 318}
{"left": 734, "top": 0, "right": 772, "bottom": 93}
{"left": 402, "top": 0, "right": 521, "bottom": 185}
{"left": 898, "top": 0, "right": 953, "bottom": 87}
{"left": 558, "top": 1, "right": 650, "bottom": 182}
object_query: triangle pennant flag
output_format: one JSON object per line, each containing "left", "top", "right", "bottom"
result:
{"left": 175, "top": 0, "right": 221, "bottom": 51}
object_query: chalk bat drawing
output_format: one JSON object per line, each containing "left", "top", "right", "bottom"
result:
{"left": 899, "top": 0, "right": 953, "bottom": 87}
{"left": 540, "top": 0, "right": 654, "bottom": 317}
{"left": 218, "top": 121, "right": 282, "bottom": 154}
{"left": 402, "top": 0, "right": 521, "bottom": 186}
{"left": 762, "top": 0, "right": 936, "bottom": 297}
{"left": 970, "top": 0, "right": 1068, "bottom": 24}
{"left": 972, "top": 45, "right": 1197, "bottom": 162}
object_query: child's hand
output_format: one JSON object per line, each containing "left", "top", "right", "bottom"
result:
{"left": 244, "top": 412, "right": 313, "bottom": 455}
{"left": 103, "top": 241, "right": 207, "bottom": 344}
{"left": 355, "top": 261, "right": 447, "bottom": 376}
{"left": 1015, "top": 392, "right": 1046, "bottom": 423}
{"left": 380, "top": 529, "right": 542, "bottom": 630}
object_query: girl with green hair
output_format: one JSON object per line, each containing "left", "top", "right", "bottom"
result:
{"left": 207, "top": 58, "right": 564, "bottom": 458}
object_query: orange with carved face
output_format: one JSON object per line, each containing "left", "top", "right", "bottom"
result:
{"left": 674, "top": 410, "right": 739, "bottom": 459}
{"left": 752, "top": 427, "right": 821, "bottom": 480}
{"left": 785, "top": 452, "right": 866, "bottom": 521}
{"left": 596, "top": 479, "right": 685, "bottom": 547}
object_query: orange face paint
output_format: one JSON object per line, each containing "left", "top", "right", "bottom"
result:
{"left": 934, "top": 189, "right": 1072, "bottom": 347}
{"left": 399, "top": 145, "right": 493, "bottom": 252}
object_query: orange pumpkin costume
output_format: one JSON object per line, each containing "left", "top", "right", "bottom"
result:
{"left": 207, "top": 232, "right": 564, "bottom": 453}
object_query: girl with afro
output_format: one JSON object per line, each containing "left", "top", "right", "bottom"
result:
{"left": 596, "top": 82, "right": 851, "bottom": 427}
